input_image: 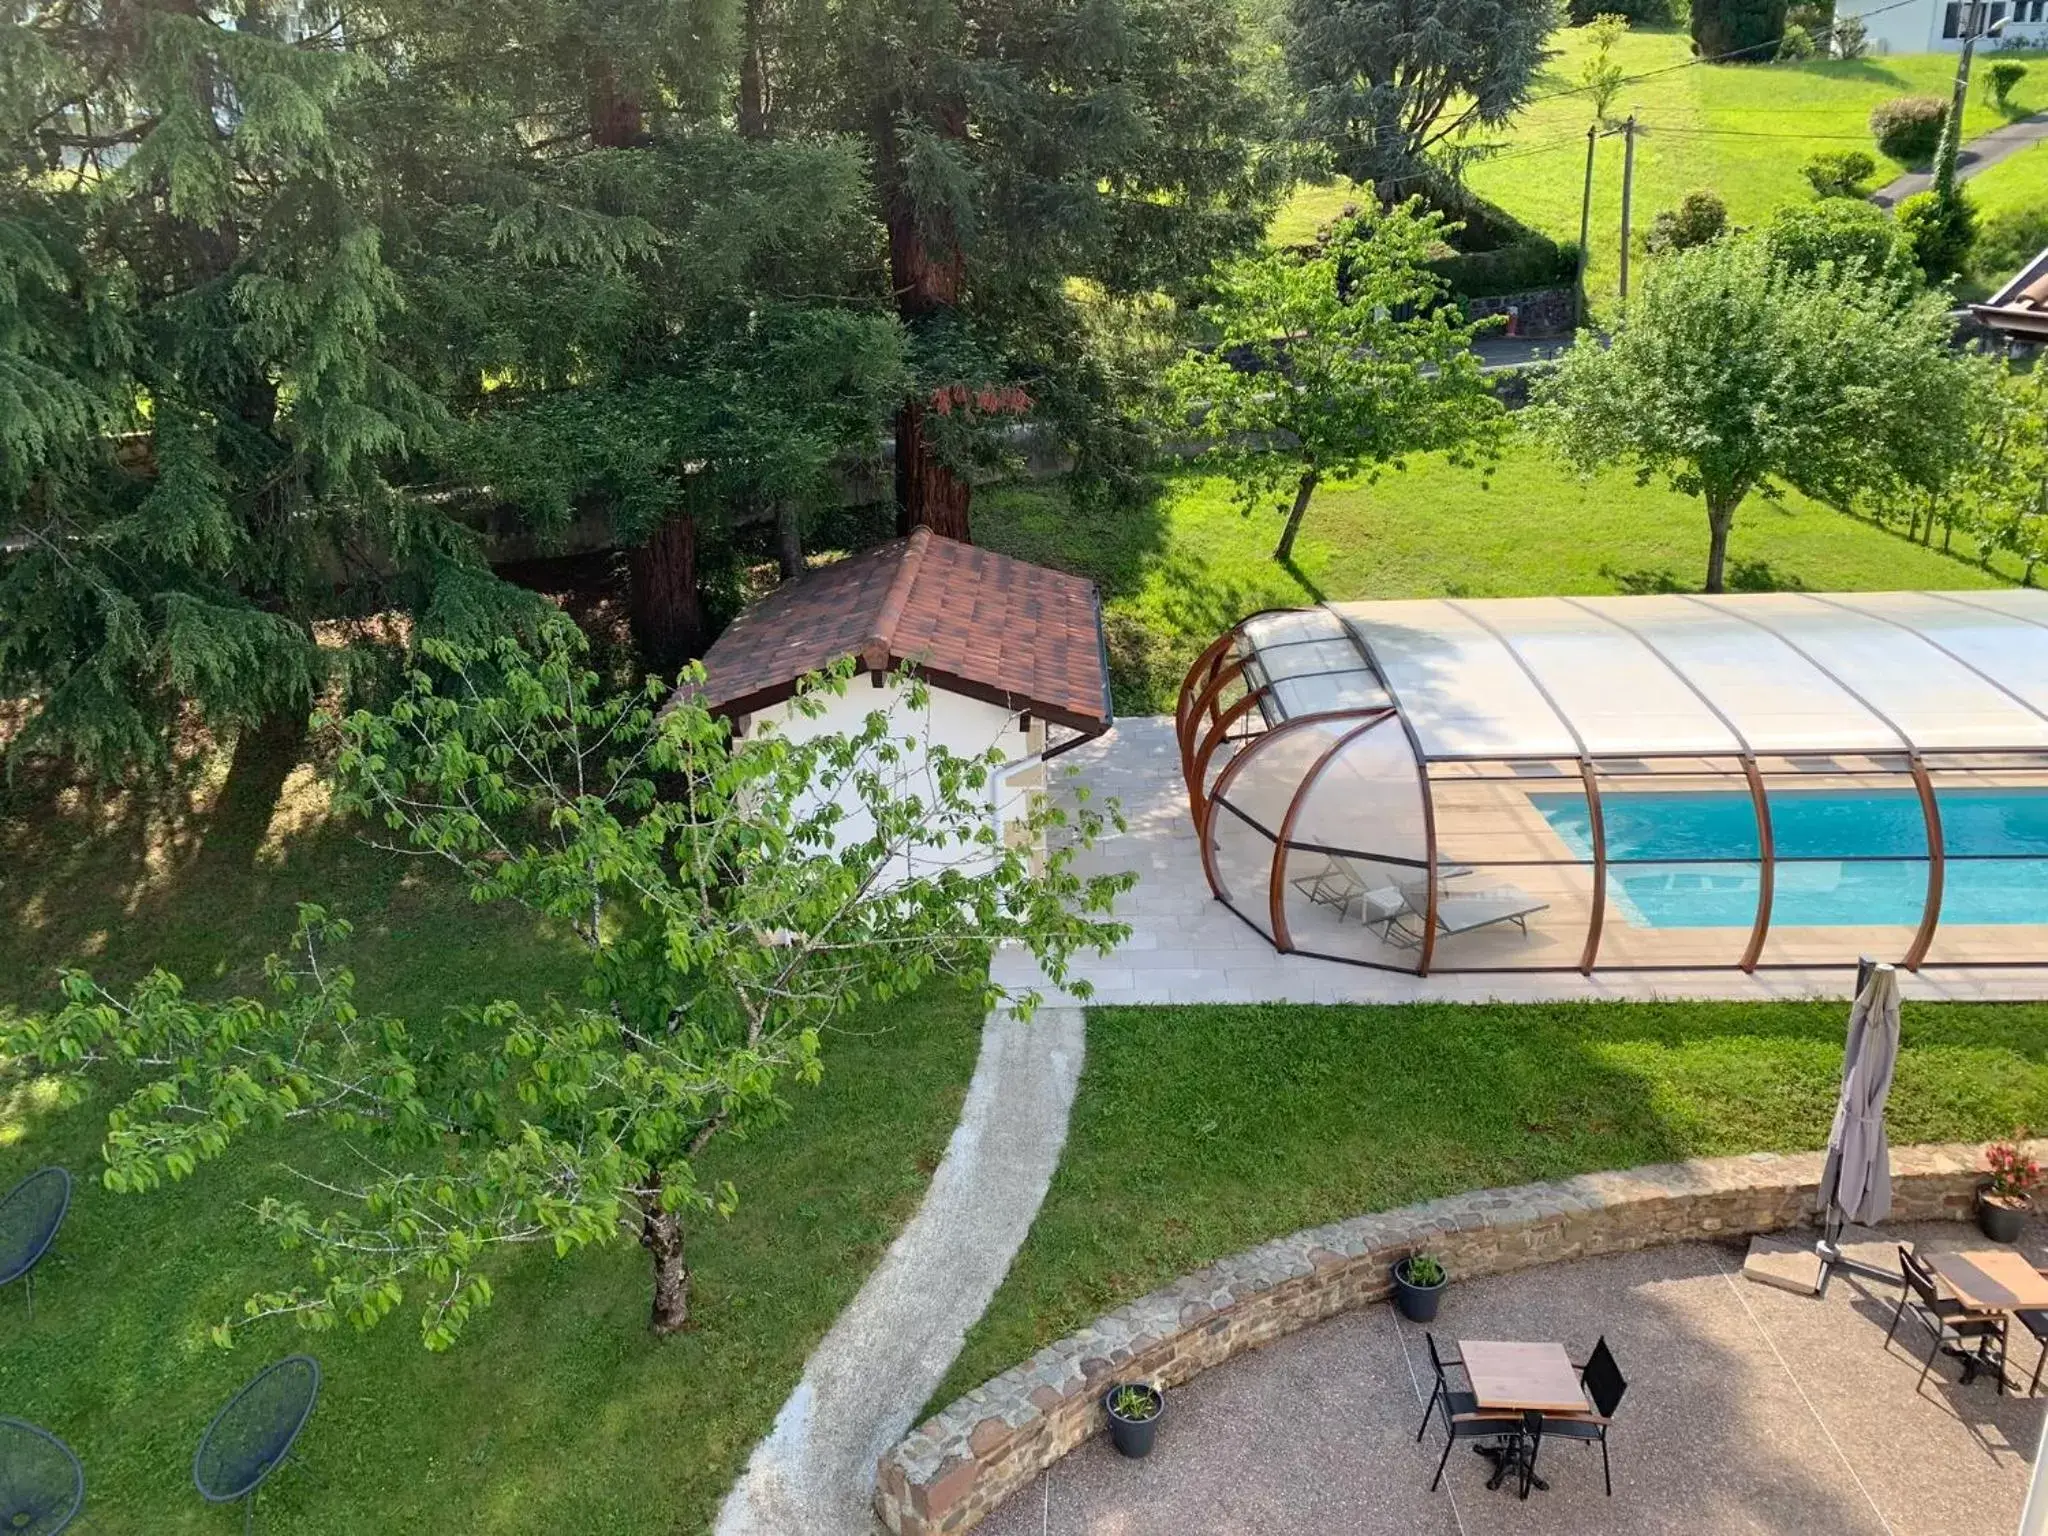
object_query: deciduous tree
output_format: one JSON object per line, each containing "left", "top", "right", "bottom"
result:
{"left": 2, "top": 621, "right": 1130, "bottom": 1345}
{"left": 1167, "top": 200, "right": 1503, "bottom": 565}
{"left": 1532, "top": 235, "right": 1982, "bottom": 593}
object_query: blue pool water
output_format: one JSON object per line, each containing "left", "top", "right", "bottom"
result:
{"left": 1532, "top": 789, "right": 2048, "bottom": 928}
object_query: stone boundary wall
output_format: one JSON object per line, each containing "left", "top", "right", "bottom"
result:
{"left": 875, "top": 1138, "right": 2027, "bottom": 1535}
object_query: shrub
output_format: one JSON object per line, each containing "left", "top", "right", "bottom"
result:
{"left": 1758, "top": 199, "right": 1911, "bottom": 279}
{"left": 1646, "top": 189, "right": 1729, "bottom": 254}
{"left": 1691, "top": 0, "right": 1789, "bottom": 60}
{"left": 1801, "top": 148, "right": 1877, "bottom": 198}
{"left": 1776, "top": 20, "right": 1816, "bottom": 57}
{"left": 1896, "top": 188, "right": 1979, "bottom": 280}
{"left": 1834, "top": 13, "right": 1867, "bottom": 56}
{"left": 1870, "top": 96, "right": 1949, "bottom": 162}
{"left": 1988, "top": 60, "right": 2028, "bottom": 109}
{"left": 1973, "top": 205, "right": 2048, "bottom": 285}
{"left": 1567, "top": 0, "right": 1673, "bottom": 23}
{"left": 1430, "top": 236, "right": 1580, "bottom": 298}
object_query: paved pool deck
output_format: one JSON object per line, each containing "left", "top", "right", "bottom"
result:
{"left": 992, "top": 718, "right": 2048, "bottom": 1007}
{"left": 978, "top": 1219, "right": 2048, "bottom": 1536}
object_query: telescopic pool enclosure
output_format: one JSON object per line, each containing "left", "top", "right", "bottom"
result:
{"left": 1176, "top": 591, "right": 2048, "bottom": 976}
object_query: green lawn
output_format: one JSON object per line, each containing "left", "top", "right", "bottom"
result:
{"left": 0, "top": 752, "right": 984, "bottom": 1535}
{"left": 977, "top": 443, "right": 2026, "bottom": 714}
{"left": 1272, "top": 29, "right": 2048, "bottom": 307}
{"left": 936, "top": 998, "right": 2048, "bottom": 1409}
{"left": 1968, "top": 138, "right": 2048, "bottom": 223}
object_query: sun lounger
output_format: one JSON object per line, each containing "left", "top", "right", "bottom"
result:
{"left": 1384, "top": 883, "right": 1549, "bottom": 947}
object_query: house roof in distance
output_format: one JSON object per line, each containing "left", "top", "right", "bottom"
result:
{"left": 687, "top": 528, "right": 1113, "bottom": 732}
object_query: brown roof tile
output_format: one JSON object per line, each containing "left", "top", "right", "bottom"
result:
{"left": 688, "top": 529, "right": 1111, "bottom": 730}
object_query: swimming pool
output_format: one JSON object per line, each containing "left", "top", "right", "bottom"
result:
{"left": 1532, "top": 788, "right": 2048, "bottom": 929}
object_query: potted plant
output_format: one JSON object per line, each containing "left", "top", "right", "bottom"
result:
{"left": 1392, "top": 1251, "right": 1448, "bottom": 1323}
{"left": 1980, "top": 1132, "right": 2042, "bottom": 1243}
{"left": 1103, "top": 1381, "right": 1164, "bottom": 1459}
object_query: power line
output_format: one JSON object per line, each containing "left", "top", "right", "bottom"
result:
{"left": 1521, "top": 0, "right": 1927, "bottom": 109}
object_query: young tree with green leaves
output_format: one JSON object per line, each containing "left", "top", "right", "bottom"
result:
{"left": 1531, "top": 234, "right": 1983, "bottom": 593}
{"left": 1284, "top": 0, "right": 1556, "bottom": 196}
{"left": 2, "top": 622, "right": 1130, "bottom": 1343}
{"left": 1167, "top": 201, "right": 1504, "bottom": 565}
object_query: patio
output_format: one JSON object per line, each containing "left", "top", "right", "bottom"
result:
{"left": 976, "top": 1220, "right": 2047, "bottom": 1536}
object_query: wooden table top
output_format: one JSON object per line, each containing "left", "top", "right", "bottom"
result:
{"left": 1929, "top": 1249, "right": 2048, "bottom": 1313}
{"left": 1460, "top": 1340, "right": 1590, "bottom": 1414}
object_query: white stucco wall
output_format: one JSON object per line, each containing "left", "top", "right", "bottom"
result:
{"left": 1835, "top": 0, "right": 2048, "bottom": 53}
{"left": 736, "top": 676, "right": 1050, "bottom": 885}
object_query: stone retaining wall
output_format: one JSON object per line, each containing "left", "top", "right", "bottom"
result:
{"left": 876, "top": 1139, "right": 2026, "bottom": 1535}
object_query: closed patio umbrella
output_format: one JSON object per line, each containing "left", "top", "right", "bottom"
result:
{"left": 1816, "top": 961, "right": 1902, "bottom": 1281}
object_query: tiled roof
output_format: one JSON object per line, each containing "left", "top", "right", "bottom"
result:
{"left": 1972, "top": 242, "right": 2048, "bottom": 336}
{"left": 688, "top": 529, "right": 1112, "bottom": 730}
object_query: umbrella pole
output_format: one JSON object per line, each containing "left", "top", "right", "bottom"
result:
{"left": 1817, "top": 957, "right": 1904, "bottom": 1295}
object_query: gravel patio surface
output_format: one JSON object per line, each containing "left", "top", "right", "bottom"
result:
{"left": 977, "top": 1219, "right": 2047, "bottom": 1536}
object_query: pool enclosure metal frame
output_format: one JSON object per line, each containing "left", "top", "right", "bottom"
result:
{"left": 1176, "top": 593, "right": 2048, "bottom": 977}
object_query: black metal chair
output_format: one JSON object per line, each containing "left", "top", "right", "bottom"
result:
{"left": 1886, "top": 1245, "right": 2008, "bottom": 1394}
{"left": 1415, "top": 1332, "right": 1518, "bottom": 1492}
{"left": 194, "top": 1356, "right": 320, "bottom": 1534}
{"left": 2012, "top": 1267, "right": 2048, "bottom": 1396}
{"left": 0, "top": 1416, "right": 85, "bottom": 1535}
{"left": 1541, "top": 1335, "right": 1629, "bottom": 1496}
{"left": 0, "top": 1167, "right": 71, "bottom": 1318}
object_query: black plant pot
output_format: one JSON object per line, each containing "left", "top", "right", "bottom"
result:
{"left": 1980, "top": 1192, "right": 2029, "bottom": 1244}
{"left": 1104, "top": 1383, "right": 1163, "bottom": 1459}
{"left": 1392, "top": 1258, "right": 1448, "bottom": 1323}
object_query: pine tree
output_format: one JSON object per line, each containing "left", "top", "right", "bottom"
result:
{"left": 1, "top": 0, "right": 520, "bottom": 777}
{"left": 364, "top": 0, "right": 908, "bottom": 668}
{"left": 758, "top": 0, "right": 1286, "bottom": 540}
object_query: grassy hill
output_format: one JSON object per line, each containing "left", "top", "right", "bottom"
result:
{"left": 1274, "top": 28, "right": 2048, "bottom": 308}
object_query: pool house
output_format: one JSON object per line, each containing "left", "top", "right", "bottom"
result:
{"left": 1176, "top": 591, "right": 2048, "bottom": 976}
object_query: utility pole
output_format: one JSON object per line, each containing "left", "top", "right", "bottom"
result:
{"left": 1934, "top": 1, "right": 2000, "bottom": 201}
{"left": 1618, "top": 112, "right": 1638, "bottom": 303}
{"left": 1576, "top": 124, "right": 1598, "bottom": 326}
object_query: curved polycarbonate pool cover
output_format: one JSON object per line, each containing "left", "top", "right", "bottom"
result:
{"left": 1177, "top": 592, "right": 2048, "bottom": 977}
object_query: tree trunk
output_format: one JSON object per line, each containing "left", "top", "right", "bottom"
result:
{"left": 590, "top": 63, "right": 643, "bottom": 148}
{"left": 774, "top": 502, "right": 804, "bottom": 581}
{"left": 1703, "top": 495, "right": 1738, "bottom": 594}
{"left": 894, "top": 399, "right": 972, "bottom": 540}
{"left": 1274, "top": 470, "right": 1319, "bottom": 564}
{"left": 630, "top": 512, "right": 705, "bottom": 673}
{"left": 638, "top": 1174, "right": 691, "bottom": 1335}
{"left": 879, "top": 97, "right": 973, "bottom": 539}
{"left": 199, "top": 707, "right": 307, "bottom": 878}
{"left": 738, "top": 0, "right": 768, "bottom": 139}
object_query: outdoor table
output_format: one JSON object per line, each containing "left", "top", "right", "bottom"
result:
{"left": 0, "top": 1417, "right": 85, "bottom": 1535}
{"left": 1459, "top": 1340, "right": 1590, "bottom": 1495}
{"left": 1927, "top": 1250, "right": 2048, "bottom": 1386}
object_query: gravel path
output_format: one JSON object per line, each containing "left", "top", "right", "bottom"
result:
{"left": 1870, "top": 109, "right": 2048, "bottom": 207}
{"left": 712, "top": 1003, "right": 1087, "bottom": 1536}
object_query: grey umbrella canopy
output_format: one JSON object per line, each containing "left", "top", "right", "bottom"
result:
{"left": 1819, "top": 963, "right": 1903, "bottom": 1229}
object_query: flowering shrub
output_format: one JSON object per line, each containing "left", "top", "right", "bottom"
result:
{"left": 1985, "top": 1132, "right": 2043, "bottom": 1205}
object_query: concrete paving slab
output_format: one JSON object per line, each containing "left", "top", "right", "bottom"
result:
{"left": 1744, "top": 1233, "right": 1825, "bottom": 1295}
